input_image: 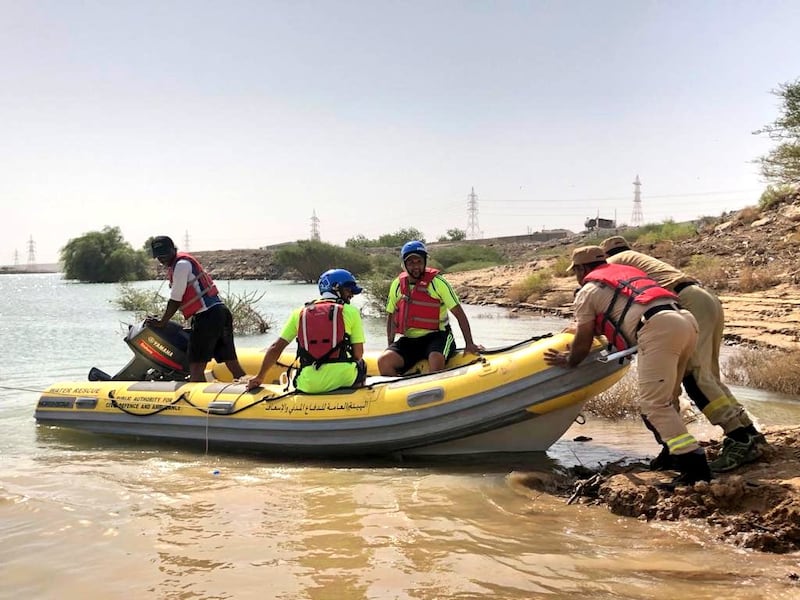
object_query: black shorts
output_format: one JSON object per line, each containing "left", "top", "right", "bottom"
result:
{"left": 388, "top": 329, "right": 456, "bottom": 374}
{"left": 188, "top": 304, "right": 238, "bottom": 363}
{"left": 353, "top": 358, "right": 367, "bottom": 387}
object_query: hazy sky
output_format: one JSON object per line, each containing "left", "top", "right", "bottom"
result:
{"left": 3, "top": 1, "right": 798, "bottom": 264}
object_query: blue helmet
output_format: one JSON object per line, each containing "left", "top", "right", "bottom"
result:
{"left": 318, "top": 268, "right": 362, "bottom": 296}
{"left": 401, "top": 240, "right": 428, "bottom": 263}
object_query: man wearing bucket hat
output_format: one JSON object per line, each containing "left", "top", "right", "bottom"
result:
{"left": 544, "top": 245, "right": 711, "bottom": 487}
{"left": 148, "top": 235, "right": 246, "bottom": 382}
{"left": 601, "top": 235, "right": 766, "bottom": 473}
{"left": 378, "top": 240, "right": 483, "bottom": 376}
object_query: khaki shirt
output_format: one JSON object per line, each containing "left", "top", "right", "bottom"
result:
{"left": 606, "top": 250, "right": 695, "bottom": 292}
{"left": 573, "top": 281, "right": 673, "bottom": 343}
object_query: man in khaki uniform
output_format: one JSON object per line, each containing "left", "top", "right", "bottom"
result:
{"left": 602, "top": 236, "right": 765, "bottom": 472}
{"left": 544, "top": 246, "right": 711, "bottom": 486}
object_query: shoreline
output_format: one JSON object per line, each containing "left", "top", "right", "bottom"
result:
{"left": 512, "top": 426, "right": 800, "bottom": 555}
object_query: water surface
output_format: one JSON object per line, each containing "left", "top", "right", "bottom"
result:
{"left": 1, "top": 274, "right": 798, "bottom": 599}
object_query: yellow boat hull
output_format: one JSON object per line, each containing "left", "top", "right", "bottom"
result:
{"left": 36, "top": 334, "right": 627, "bottom": 457}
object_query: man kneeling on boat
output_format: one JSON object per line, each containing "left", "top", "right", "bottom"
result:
{"left": 246, "top": 269, "right": 367, "bottom": 393}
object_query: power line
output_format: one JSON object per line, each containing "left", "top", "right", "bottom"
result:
{"left": 480, "top": 188, "right": 761, "bottom": 204}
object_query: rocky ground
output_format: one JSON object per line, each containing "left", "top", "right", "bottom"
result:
{"left": 510, "top": 427, "right": 800, "bottom": 555}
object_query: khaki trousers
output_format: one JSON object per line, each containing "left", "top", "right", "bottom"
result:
{"left": 679, "top": 285, "right": 753, "bottom": 433}
{"left": 636, "top": 310, "right": 699, "bottom": 454}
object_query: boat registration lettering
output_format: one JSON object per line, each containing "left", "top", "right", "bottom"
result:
{"left": 265, "top": 400, "right": 368, "bottom": 415}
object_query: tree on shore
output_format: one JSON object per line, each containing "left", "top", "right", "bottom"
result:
{"left": 275, "top": 240, "right": 371, "bottom": 283}
{"left": 438, "top": 228, "right": 467, "bottom": 242}
{"left": 756, "top": 78, "right": 800, "bottom": 184}
{"left": 345, "top": 228, "right": 426, "bottom": 249}
{"left": 61, "top": 226, "right": 150, "bottom": 283}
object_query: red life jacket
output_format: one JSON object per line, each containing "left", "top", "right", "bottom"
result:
{"left": 296, "top": 299, "right": 353, "bottom": 368}
{"left": 393, "top": 268, "right": 443, "bottom": 334}
{"left": 583, "top": 263, "right": 678, "bottom": 350}
{"left": 167, "top": 252, "right": 220, "bottom": 318}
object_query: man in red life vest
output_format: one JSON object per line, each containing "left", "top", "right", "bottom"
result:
{"left": 378, "top": 240, "right": 483, "bottom": 376}
{"left": 246, "top": 268, "right": 367, "bottom": 393}
{"left": 147, "top": 236, "right": 246, "bottom": 383}
{"left": 544, "top": 245, "right": 712, "bottom": 487}
{"left": 601, "top": 235, "right": 766, "bottom": 472}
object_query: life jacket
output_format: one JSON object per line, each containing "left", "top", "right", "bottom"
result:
{"left": 583, "top": 263, "right": 678, "bottom": 351}
{"left": 393, "top": 268, "right": 443, "bottom": 334}
{"left": 295, "top": 299, "right": 354, "bottom": 369}
{"left": 167, "top": 252, "right": 220, "bottom": 318}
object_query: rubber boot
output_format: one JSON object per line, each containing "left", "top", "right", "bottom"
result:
{"left": 671, "top": 449, "right": 712, "bottom": 486}
{"left": 649, "top": 444, "right": 677, "bottom": 471}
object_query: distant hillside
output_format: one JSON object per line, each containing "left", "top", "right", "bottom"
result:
{"left": 0, "top": 263, "right": 60, "bottom": 274}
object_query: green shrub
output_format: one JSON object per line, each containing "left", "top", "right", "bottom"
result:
{"left": 551, "top": 255, "right": 571, "bottom": 275}
{"left": 368, "top": 253, "right": 401, "bottom": 278}
{"left": 723, "top": 347, "right": 800, "bottom": 395}
{"left": 431, "top": 244, "right": 504, "bottom": 270}
{"left": 360, "top": 274, "right": 393, "bottom": 316}
{"left": 508, "top": 271, "right": 553, "bottom": 303}
{"left": 345, "top": 228, "right": 426, "bottom": 248}
{"left": 684, "top": 255, "right": 729, "bottom": 290}
{"left": 437, "top": 228, "right": 467, "bottom": 241}
{"left": 113, "top": 283, "right": 272, "bottom": 335}
{"left": 584, "top": 365, "right": 639, "bottom": 419}
{"left": 275, "top": 240, "right": 371, "bottom": 282}
{"left": 221, "top": 289, "right": 273, "bottom": 335}
{"left": 632, "top": 220, "right": 697, "bottom": 245}
{"left": 759, "top": 184, "right": 798, "bottom": 210}
{"left": 114, "top": 283, "right": 166, "bottom": 314}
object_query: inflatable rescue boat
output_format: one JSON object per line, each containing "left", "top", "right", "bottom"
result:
{"left": 35, "top": 322, "right": 629, "bottom": 457}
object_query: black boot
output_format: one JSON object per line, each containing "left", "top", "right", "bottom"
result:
{"left": 671, "top": 449, "right": 712, "bottom": 486}
{"left": 649, "top": 444, "right": 677, "bottom": 471}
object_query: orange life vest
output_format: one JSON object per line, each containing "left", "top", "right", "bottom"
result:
{"left": 583, "top": 263, "right": 678, "bottom": 350}
{"left": 167, "top": 252, "right": 220, "bottom": 318}
{"left": 296, "top": 299, "right": 353, "bottom": 368}
{"left": 393, "top": 268, "right": 443, "bottom": 334}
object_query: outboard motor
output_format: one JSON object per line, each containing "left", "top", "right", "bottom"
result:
{"left": 88, "top": 321, "right": 191, "bottom": 382}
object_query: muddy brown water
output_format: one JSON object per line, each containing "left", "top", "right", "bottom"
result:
{"left": 1, "top": 275, "right": 798, "bottom": 599}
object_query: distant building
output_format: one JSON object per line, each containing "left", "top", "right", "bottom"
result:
{"left": 584, "top": 217, "right": 616, "bottom": 232}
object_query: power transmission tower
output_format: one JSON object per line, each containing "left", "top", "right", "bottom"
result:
{"left": 13, "top": 249, "right": 19, "bottom": 266}
{"left": 310, "top": 210, "right": 321, "bottom": 241}
{"left": 466, "top": 187, "right": 482, "bottom": 239}
{"left": 26, "top": 235, "right": 36, "bottom": 267}
{"left": 631, "top": 175, "right": 643, "bottom": 226}
{"left": 184, "top": 230, "right": 190, "bottom": 251}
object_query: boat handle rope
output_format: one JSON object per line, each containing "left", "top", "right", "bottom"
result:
{"left": 478, "top": 332, "right": 553, "bottom": 355}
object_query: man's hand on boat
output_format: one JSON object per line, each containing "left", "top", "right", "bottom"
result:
{"left": 245, "top": 376, "right": 263, "bottom": 391}
{"left": 144, "top": 315, "right": 165, "bottom": 328}
{"left": 543, "top": 345, "right": 573, "bottom": 368}
{"left": 463, "top": 342, "right": 485, "bottom": 355}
